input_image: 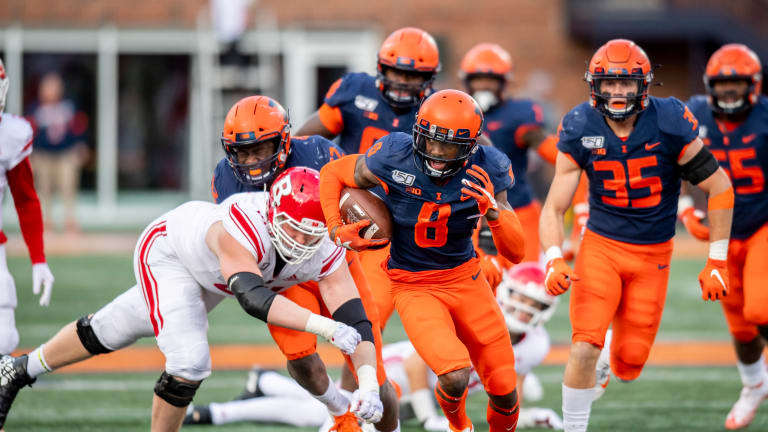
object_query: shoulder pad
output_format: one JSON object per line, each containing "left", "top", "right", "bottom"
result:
{"left": 654, "top": 96, "right": 699, "bottom": 139}
{"left": 324, "top": 72, "right": 376, "bottom": 107}
{"left": 558, "top": 102, "right": 590, "bottom": 143}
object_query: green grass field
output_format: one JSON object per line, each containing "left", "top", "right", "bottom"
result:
{"left": 5, "top": 255, "right": 768, "bottom": 431}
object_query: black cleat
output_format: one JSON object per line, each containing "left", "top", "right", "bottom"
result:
{"left": 182, "top": 404, "right": 212, "bottom": 425}
{"left": 0, "top": 354, "right": 36, "bottom": 428}
{"left": 234, "top": 366, "right": 272, "bottom": 400}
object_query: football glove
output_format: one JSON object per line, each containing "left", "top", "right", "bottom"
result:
{"left": 351, "top": 389, "right": 383, "bottom": 424}
{"left": 461, "top": 165, "right": 498, "bottom": 216}
{"left": 32, "top": 263, "right": 55, "bottom": 306}
{"left": 699, "top": 258, "right": 728, "bottom": 301}
{"left": 331, "top": 220, "right": 389, "bottom": 252}
{"left": 545, "top": 258, "right": 578, "bottom": 296}
{"left": 480, "top": 254, "right": 503, "bottom": 291}
{"left": 679, "top": 207, "right": 710, "bottom": 241}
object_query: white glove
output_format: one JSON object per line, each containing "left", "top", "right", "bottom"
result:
{"left": 32, "top": 263, "right": 55, "bottom": 306}
{"left": 517, "top": 407, "right": 563, "bottom": 430}
{"left": 329, "top": 322, "right": 361, "bottom": 355}
{"left": 351, "top": 389, "right": 383, "bottom": 424}
{"left": 422, "top": 415, "right": 449, "bottom": 431}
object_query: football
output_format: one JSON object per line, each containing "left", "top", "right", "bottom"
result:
{"left": 339, "top": 187, "right": 393, "bottom": 240}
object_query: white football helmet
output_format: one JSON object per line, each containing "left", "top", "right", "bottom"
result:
{"left": 0, "top": 58, "right": 9, "bottom": 112}
{"left": 496, "top": 262, "right": 557, "bottom": 334}
{"left": 267, "top": 167, "right": 328, "bottom": 264}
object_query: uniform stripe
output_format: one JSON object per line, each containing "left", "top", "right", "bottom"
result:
{"left": 137, "top": 221, "right": 167, "bottom": 336}
{"left": 321, "top": 247, "right": 345, "bottom": 275}
{"left": 229, "top": 203, "right": 264, "bottom": 261}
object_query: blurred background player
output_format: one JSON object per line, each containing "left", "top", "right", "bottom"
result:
{"left": 320, "top": 89, "right": 526, "bottom": 431}
{"left": 210, "top": 95, "right": 399, "bottom": 431}
{"left": 539, "top": 39, "right": 734, "bottom": 432}
{"left": 0, "top": 168, "right": 376, "bottom": 431}
{"left": 683, "top": 43, "right": 768, "bottom": 430}
{"left": 184, "top": 262, "right": 564, "bottom": 430}
{"left": 0, "top": 58, "right": 55, "bottom": 356}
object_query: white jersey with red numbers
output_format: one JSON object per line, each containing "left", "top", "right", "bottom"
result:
{"left": 0, "top": 114, "right": 34, "bottom": 232}
{"left": 383, "top": 326, "right": 550, "bottom": 396}
{"left": 164, "top": 191, "right": 346, "bottom": 296}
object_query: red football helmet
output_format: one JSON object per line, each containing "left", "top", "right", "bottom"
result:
{"left": 704, "top": 44, "right": 762, "bottom": 115}
{"left": 0, "top": 58, "right": 9, "bottom": 112}
{"left": 267, "top": 167, "right": 327, "bottom": 264}
{"left": 585, "top": 39, "right": 654, "bottom": 120}
{"left": 413, "top": 89, "right": 484, "bottom": 178}
{"left": 496, "top": 263, "right": 557, "bottom": 334}
{"left": 376, "top": 27, "right": 441, "bottom": 108}
{"left": 221, "top": 96, "right": 291, "bottom": 187}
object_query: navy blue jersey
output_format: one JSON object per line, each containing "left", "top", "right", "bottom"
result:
{"left": 557, "top": 96, "right": 699, "bottom": 244}
{"left": 212, "top": 135, "right": 343, "bottom": 204}
{"left": 321, "top": 72, "right": 418, "bottom": 154}
{"left": 484, "top": 99, "right": 545, "bottom": 209}
{"left": 365, "top": 132, "right": 513, "bottom": 271}
{"left": 687, "top": 95, "right": 768, "bottom": 239}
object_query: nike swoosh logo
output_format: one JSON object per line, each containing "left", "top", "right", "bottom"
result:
{"left": 460, "top": 194, "right": 472, "bottom": 201}
{"left": 711, "top": 269, "right": 727, "bottom": 289}
{"left": 449, "top": 407, "right": 460, "bottom": 414}
{"left": 743, "top": 134, "right": 757, "bottom": 144}
{"left": 645, "top": 141, "right": 661, "bottom": 150}
{"left": 471, "top": 270, "right": 481, "bottom": 280}
{"left": 658, "top": 264, "right": 669, "bottom": 270}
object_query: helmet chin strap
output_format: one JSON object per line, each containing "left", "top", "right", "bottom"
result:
{"left": 472, "top": 90, "right": 499, "bottom": 112}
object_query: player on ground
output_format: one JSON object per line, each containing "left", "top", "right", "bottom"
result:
{"left": 539, "top": 39, "right": 734, "bottom": 432}
{"left": 0, "top": 58, "right": 55, "bottom": 355}
{"left": 211, "top": 95, "right": 398, "bottom": 431}
{"left": 0, "top": 168, "right": 381, "bottom": 431}
{"left": 183, "top": 263, "right": 564, "bottom": 430}
{"left": 320, "top": 89, "right": 527, "bottom": 431}
{"left": 682, "top": 43, "right": 768, "bottom": 430}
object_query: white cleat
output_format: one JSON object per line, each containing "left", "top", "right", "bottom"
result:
{"left": 725, "top": 379, "right": 768, "bottom": 430}
{"left": 593, "top": 330, "right": 612, "bottom": 401}
{"left": 523, "top": 372, "right": 544, "bottom": 402}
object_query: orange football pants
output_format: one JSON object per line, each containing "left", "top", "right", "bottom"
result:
{"left": 267, "top": 251, "right": 387, "bottom": 385}
{"left": 358, "top": 244, "right": 395, "bottom": 328}
{"left": 720, "top": 222, "right": 768, "bottom": 342}
{"left": 514, "top": 200, "right": 541, "bottom": 263}
{"left": 386, "top": 257, "right": 517, "bottom": 396}
{"left": 571, "top": 229, "right": 673, "bottom": 381}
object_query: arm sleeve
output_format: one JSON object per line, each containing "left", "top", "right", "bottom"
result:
{"left": 7, "top": 157, "right": 46, "bottom": 263}
{"left": 536, "top": 134, "right": 559, "bottom": 165}
{"left": 319, "top": 155, "right": 360, "bottom": 230}
{"left": 488, "top": 209, "right": 525, "bottom": 265}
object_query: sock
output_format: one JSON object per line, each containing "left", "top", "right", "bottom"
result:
{"left": 313, "top": 375, "right": 350, "bottom": 416}
{"left": 26, "top": 345, "right": 52, "bottom": 378}
{"left": 487, "top": 397, "right": 519, "bottom": 432}
{"left": 209, "top": 397, "right": 328, "bottom": 426}
{"left": 434, "top": 382, "right": 472, "bottom": 431}
{"left": 259, "top": 370, "right": 313, "bottom": 399}
{"left": 737, "top": 354, "right": 767, "bottom": 387}
{"left": 411, "top": 388, "right": 439, "bottom": 423}
{"left": 562, "top": 384, "right": 595, "bottom": 432}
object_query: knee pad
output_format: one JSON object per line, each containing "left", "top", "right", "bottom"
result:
{"left": 611, "top": 341, "right": 650, "bottom": 381}
{"left": 0, "top": 307, "right": 19, "bottom": 354}
{"left": 76, "top": 315, "right": 113, "bottom": 355}
{"left": 153, "top": 371, "right": 201, "bottom": 407}
{"left": 484, "top": 364, "right": 518, "bottom": 396}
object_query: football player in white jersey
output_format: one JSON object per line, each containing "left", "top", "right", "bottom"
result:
{"left": 0, "top": 167, "right": 383, "bottom": 431}
{"left": 0, "top": 58, "right": 55, "bottom": 355}
{"left": 183, "top": 262, "right": 566, "bottom": 430}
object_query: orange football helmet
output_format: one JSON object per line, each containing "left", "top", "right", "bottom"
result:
{"left": 413, "top": 89, "right": 484, "bottom": 178}
{"left": 703, "top": 43, "right": 762, "bottom": 114}
{"left": 376, "top": 27, "right": 440, "bottom": 108}
{"left": 585, "top": 39, "right": 653, "bottom": 120}
{"left": 221, "top": 96, "right": 291, "bottom": 187}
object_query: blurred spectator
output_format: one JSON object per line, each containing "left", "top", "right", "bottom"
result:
{"left": 28, "top": 72, "right": 89, "bottom": 233}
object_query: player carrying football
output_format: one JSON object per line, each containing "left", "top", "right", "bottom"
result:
{"left": 539, "top": 39, "right": 734, "bottom": 432}
{"left": 682, "top": 43, "right": 768, "bottom": 430}
{"left": 320, "top": 89, "right": 527, "bottom": 431}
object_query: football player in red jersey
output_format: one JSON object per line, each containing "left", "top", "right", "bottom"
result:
{"left": 539, "top": 39, "right": 734, "bottom": 432}
{"left": 682, "top": 43, "right": 768, "bottom": 430}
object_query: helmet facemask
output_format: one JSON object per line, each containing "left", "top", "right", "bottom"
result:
{"left": 705, "top": 77, "right": 758, "bottom": 115}
{"left": 268, "top": 210, "right": 326, "bottom": 265}
{"left": 497, "top": 276, "right": 557, "bottom": 334}
{"left": 412, "top": 123, "right": 478, "bottom": 179}
{"left": 376, "top": 65, "right": 435, "bottom": 109}
{"left": 586, "top": 71, "right": 652, "bottom": 121}
{"left": 464, "top": 73, "right": 506, "bottom": 112}
{"left": 222, "top": 129, "right": 290, "bottom": 188}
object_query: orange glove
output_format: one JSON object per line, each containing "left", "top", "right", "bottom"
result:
{"left": 679, "top": 207, "right": 710, "bottom": 241}
{"left": 545, "top": 257, "right": 578, "bottom": 296}
{"left": 461, "top": 165, "right": 498, "bottom": 216}
{"left": 331, "top": 220, "right": 389, "bottom": 252}
{"left": 698, "top": 258, "right": 728, "bottom": 301}
{"left": 480, "top": 254, "right": 503, "bottom": 292}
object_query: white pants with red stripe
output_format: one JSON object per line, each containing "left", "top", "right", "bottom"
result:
{"left": 90, "top": 219, "right": 226, "bottom": 381}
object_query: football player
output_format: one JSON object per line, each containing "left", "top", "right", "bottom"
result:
{"left": 0, "top": 168, "right": 381, "bottom": 431}
{"left": 0, "top": 58, "right": 55, "bottom": 355}
{"left": 539, "top": 39, "right": 734, "bottom": 432}
{"left": 320, "top": 89, "right": 526, "bottom": 431}
{"left": 211, "top": 95, "right": 399, "bottom": 431}
{"left": 682, "top": 43, "right": 768, "bottom": 430}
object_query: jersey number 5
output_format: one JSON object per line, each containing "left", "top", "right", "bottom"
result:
{"left": 414, "top": 202, "right": 451, "bottom": 247}
{"left": 593, "top": 156, "right": 662, "bottom": 208}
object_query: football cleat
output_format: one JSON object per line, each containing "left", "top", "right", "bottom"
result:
{"left": 0, "top": 355, "right": 36, "bottom": 428}
{"left": 725, "top": 378, "right": 768, "bottom": 430}
{"left": 182, "top": 404, "right": 213, "bottom": 425}
{"left": 328, "top": 410, "right": 362, "bottom": 432}
{"left": 593, "top": 330, "right": 612, "bottom": 401}
{"left": 522, "top": 372, "right": 544, "bottom": 402}
{"left": 234, "top": 366, "right": 273, "bottom": 400}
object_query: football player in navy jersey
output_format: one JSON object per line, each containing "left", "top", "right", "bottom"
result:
{"left": 682, "top": 44, "right": 768, "bottom": 430}
{"left": 209, "top": 95, "right": 399, "bottom": 432}
{"left": 538, "top": 39, "right": 734, "bottom": 432}
{"left": 320, "top": 89, "right": 527, "bottom": 431}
